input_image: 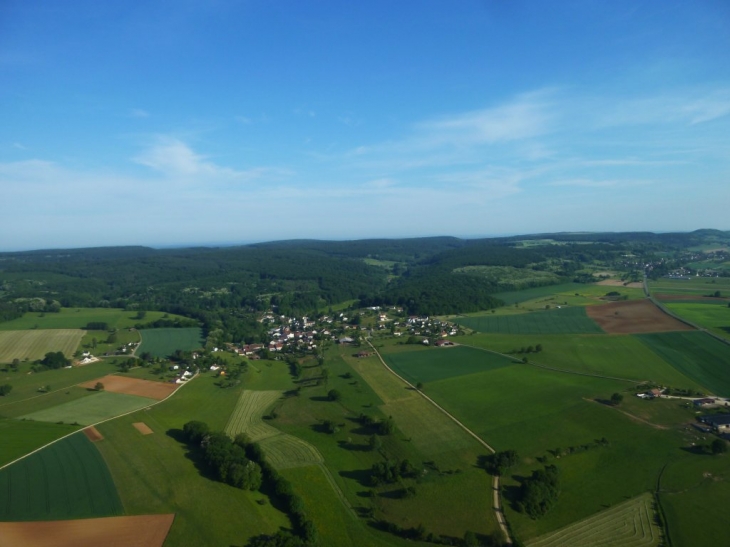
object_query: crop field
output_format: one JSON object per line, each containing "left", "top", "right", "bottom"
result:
{"left": 490, "top": 282, "right": 644, "bottom": 309}
{"left": 0, "top": 386, "right": 96, "bottom": 419}
{"left": 0, "top": 432, "right": 122, "bottom": 520}
{"left": 0, "top": 514, "right": 175, "bottom": 547}
{"left": 637, "top": 331, "right": 730, "bottom": 397}
{"left": 79, "top": 374, "right": 178, "bottom": 400}
{"left": 663, "top": 302, "right": 730, "bottom": 336}
{"left": 648, "top": 277, "right": 730, "bottom": 297}
{"left": 585, "top": 299, "right": 693, "bottom": 334}
{"left": 454, "top": 265, "right": 562, "bottom": 289}
{"left": 382, "top": 345, "right": 516, "bottom": 384}
{"left": 225, "top": 390, "right": 282, "bottom": 440}
{"left": 225, "top": 389, "right": 322, "bottom": 468}
{"left": 490, "top": 283, "right": 591, "bottom": 305}
{"left": 258, "top": 434, "right": 323, "bottom": 469}
{"left": 21, "top": 391, "right": 157, "bottom": 425}
{"left": 460, "top": 333, "right": 704, "bottom": 388}
{"left": 95, "top": 376, "right": 290, "bottom": 547}
{"left": 0, "top": 329, "right": 84, "bottom": 362}
{"left": 526, "top": 493, "right": 660, "bottom": 547}
{"left": 137, "top": 328, "right": 203, "bottom": 357}
{"left": 0, "top": 308, "right": 189, "bottom": 331}
{"left": 454, "top": 306, "right": 604, "bottom": 334}
{"left": 0, "top": 418, "right": 79, "bottom": 467}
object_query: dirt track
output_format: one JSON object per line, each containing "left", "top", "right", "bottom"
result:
{"left": 586, "top": 299, "right": 693, "bottom": 334}
{"left": 82, "top": 426, "right": 103, "bottom": 442}
{"left": 0, "top": 514, "right": 174, "bottom": 547}
{"left": 79, "top": 375, "right": 177, "bottom": 400}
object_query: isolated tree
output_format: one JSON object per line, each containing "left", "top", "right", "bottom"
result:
{"left": 535, "top": 344, "right": 543, "bottom": 352}
{"left": 10, "top": 358, "right": 20, "bottom": 372}
{"left": 368, "top": 434, "right": 382, "bottom": 452}
{"left": 94, "top": 382, "right": 104, "bottom": 391}
{"left": 416, "top": 382, "right": 424, "bottom": 390}
{"left": 611, "top": 392, "right": 624, "bottom": 406}
{"left": 463, "top": 530, "right": 479, "bottom": 547}
{"left": 327, "top": 389, "right": 342, "bottom": 402}
{"left": 711, "top": 438, "right": 727, "bottom": 454}
{"left": 0, "top": 384, "right": 12, "bottom": 396}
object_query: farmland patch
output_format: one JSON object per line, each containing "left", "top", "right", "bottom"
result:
{"left": 586, "top": 299, "right": 692, "bottom": 334}
{"left": 0, "top": 514, "right": 174, "bottom": 547}
{"left": 133, "top": 422, "right": 154, "bottom": 435}
{"left": 0, "top": 329, "right": 84, "bottom": 362}
{"left": 79, "top": 374, "right": 177, "bottom": 400}
{"left": 454, "top": 306, "right": 604, "bottom": 335}
{"left": 83, "top": 426, "right": 103, "bottom": 441}
{"left": 526, "top": 492, "right": 660, "bottom": 547}
{"left": 0, "top": 432, "right": 122, "bottom": 520}
{"left": 0, "top": 418, "right": 79, "bottom": 467}
{"left": 382, "top": 345, "right": 515, "bottom": 385}
{"left": 637, "top": 331, "right": 730, "bottom": 397}
{"left": 21, "top": 391, "right": 157, "bottom": 425}
{"left": 137, "top": 328, "right": 204, "bottom": 358}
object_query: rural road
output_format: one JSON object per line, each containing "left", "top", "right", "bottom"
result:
{"left": 366, "top": 340, "right": 513, "bottom": 545}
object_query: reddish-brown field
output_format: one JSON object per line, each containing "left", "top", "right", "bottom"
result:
{"left": 0, "top": 514, "right": 174, "bottom": 547}
{"left": 586, "top": 298, "right": 694, "bottom": 334}
{"left": 79, "top": 375, "right": 177, "bottom": 400}
{"left": 133, "top": 422, "right": 154, "bottom": 435}
{"left": 82, "top": 426, "right": 103, "bottom": 442}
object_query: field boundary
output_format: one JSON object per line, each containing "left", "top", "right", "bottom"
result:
{"left": 0, "top": 373, "right": 197, "bottom": 472}
{"left": 649, "top": 295, "right": 730, "bottom": 348}
{"left": 366, "top": 340, "right": 512, "bottom": 545}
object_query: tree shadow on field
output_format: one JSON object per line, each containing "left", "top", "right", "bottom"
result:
{"left": 309, "top": 396, "right": 331, "bottom": 402}
{"left": 166, "top": 428, "right": 217, "bottom": 482}
{"left": 337, "top": 439, "right": 370, "bottom": 452}
{"left": 339, "top": 468, "right": 372, "bottom": 487}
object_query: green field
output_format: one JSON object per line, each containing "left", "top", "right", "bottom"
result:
{"left": 0, "top": 432, "right": 122, "bottom": 520}
{"left": 0, "top": 329, "right": 84, "bottom": 362}
{"left": 137, "top": 327, "right": 204, "bottom": 357}
{"left": 664, "top": 302, "right": 730, "bottom": 338}
{"left": 526, "top": 493, "right": 660, "bottom": 547}
{"left": 455, "top": 265, "right": 562, "bottom": 289}
{"left": 0, "top": 359, "right": 118, "bottom": 404}
{"left": 649, "top": 277, "right": 730, "bottom": 297}
{"left": 454, "top": 306, "right": 604, "bottom": 335}
{"left": 95, "top": 375, "right": 290, "bottom": 547}
{"left": 459, "top": 333, "right": 704, "bottom": 388}
{"left": 0, "top": 308, "right": 189, "bottom": 331}
{"left": 491, "top": 283, "right": 590, "bottom": 305}
{"left": 21, "top": 390, "right": 157, "bottom": 425}
{"left": 0, "top": 386, "right": 96, "bottom": 419}
{"left": 637, "top": 331, "right": 730, "bottom": 397}
{"left": 382, "top": 345, "right": 516, "bottom": 384}
{"left": 490, "top": 282, "right": 644, "bottom": 308}
{"left": 399, "top": 359, "right": 685, "bottom": 540}
{"left": 0, "top": 418, "right": 79, "bottom": 467}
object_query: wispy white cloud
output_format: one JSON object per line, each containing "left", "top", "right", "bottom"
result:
{"left": 129, "top": 108, "right": 150, "bottom": 118}
{"left": 547, "top": 178, "right": 653, "bottom": 188}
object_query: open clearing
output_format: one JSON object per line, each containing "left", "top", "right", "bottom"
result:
{"left": 455, "top": 306, "right": 604, "bottom": 335}
{"left": 0, "top": 329, "right": 84, "bottom": 362}
{"left": 137, "top": 328, "right": 203, "bottom": 358}
{"left": 382, "top": 345, "right": 516, "bottom": 384}
{"left": 21, "top": 390, "right": 157, "bottom": 425}
{"left": 226, "top": 389, "right": 322, "bottom": 468}
{"left": 526, "top": 493, "right": 660, "bottom": 547}
{"left": 596, "top": 279, "right": 644, "bottom": 289}
{"left": 0, "top": 308, "right": 191, "bottom": 331}
{"left": 638, "top": 331, "right": 730, "bottom": 397}
{"left": 79, "top": 374, "right": 177, "bottom": 400}
{"left": 0, "top": 514, "right": 175, "bottom": 547}
{"left": 585, "top": 299, "right": 692, "bottom": 334}
{"left": 0, "top": 432, "right": 122, "bottom": 521}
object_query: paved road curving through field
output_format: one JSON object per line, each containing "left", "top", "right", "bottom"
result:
{"left": 366, "top": 340, "right": 512, "bottom": 545}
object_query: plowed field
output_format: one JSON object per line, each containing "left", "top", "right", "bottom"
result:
{"left": 0, "top": 514, "right": 175, "bottom": 547}
{"left": 79, "top": 375, "right": 177, "bottom": 400}
{"left": 585, "top": 299, "right": 693, "bottom": 334}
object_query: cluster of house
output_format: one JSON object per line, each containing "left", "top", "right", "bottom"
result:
{"left": 699, "top": 414, "right": 730, "bottom": 433}
{"left": 636, "top": 388, "right": 664, "bottom": 399}
{"left": 168, "top": 363, "right": 195, "bottom": 384}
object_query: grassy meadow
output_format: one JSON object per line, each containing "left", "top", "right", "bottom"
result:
{"left": 491, "top": 282, "right": 644, "bottom": 308}
{"left": 21, "top": 391, "right": 157, "bottom": 425}
{"left": 0, "top": 418, "right": 79, "bottom": 467}
{"left": 649, "top": 277, "right": 730, "bottom": 297}
{"left": 137, "top": 327, "right": 204, "bottom": 357}
{"left": 663, "top": 302, "right": 730, "bottom": 338}
{"left": 0, "top": 432, "right": 122, "bottom": 521}
{"left": 0, "top": 308, "right": 188, "bottom": 331}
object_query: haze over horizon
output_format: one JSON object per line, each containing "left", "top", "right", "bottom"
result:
{"left": 2, "top": 1, "right": 729, "bottom": 252}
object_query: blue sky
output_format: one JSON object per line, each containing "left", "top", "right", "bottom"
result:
{"left": 1, "top": 0, "right": 729, "bottom": 251}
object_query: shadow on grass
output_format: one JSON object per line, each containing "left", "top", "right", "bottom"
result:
{"left": 309, "top": 396, "right": 331, "bottom": 402}
{"left": 339, "top": 468, "right": 372, "bottom": 487}
{"left": 166, "top": 428, "right": 218, "bottom": 482}
{"left": 337, "top": 439, "right": 371, "bottom": 452}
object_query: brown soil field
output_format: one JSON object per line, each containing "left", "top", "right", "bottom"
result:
{"left": 596, "top": 279, "right": 644, "bottom": 289}
{"left": 586, "top": 299, "right": 694, "bottom": 334}
{"left": 83, "top": 426, "right": 103, "bottom": 442}
{"left": 133, "top": 422, "right": 154, "bottom": 435}
{"left": 79, "top": 375, "right": 177, "bottom": 400}
{"left": 654, "top": 293, "right": 730, "bottom": 302}
{"left": 0, "top": 514, "right": 174, "bottom": 547}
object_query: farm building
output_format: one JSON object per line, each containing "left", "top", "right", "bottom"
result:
{"left": 693, "top": 398, "right": 717, "bottom": 407}
{"left": 700, "top": 414, "right": 730, "bottom": 432}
